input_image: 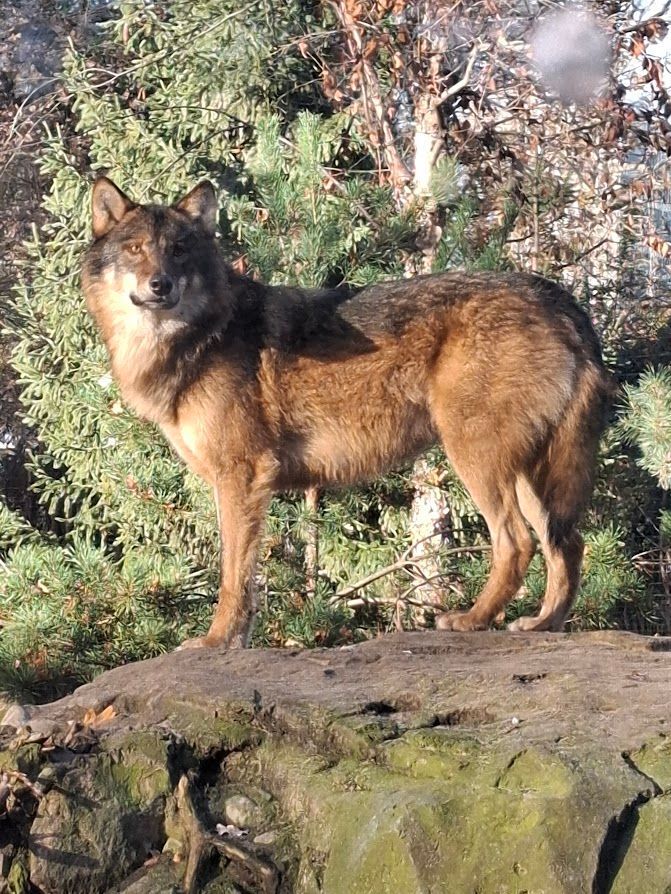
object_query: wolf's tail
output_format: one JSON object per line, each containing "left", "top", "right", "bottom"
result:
{"left": 531, "top": 360, "right": 615, "bottom": 548}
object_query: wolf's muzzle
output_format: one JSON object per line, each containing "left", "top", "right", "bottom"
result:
{"left": 130, "top": 274, "right": 179, "bottom": 310}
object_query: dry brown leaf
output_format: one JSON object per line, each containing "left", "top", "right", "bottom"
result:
{"left": 646, "top": 235, "right": 671, "bottom": 257}
{"left": 81, "top": 704, "right": 118, "bottom": 728}
{"left": 640, "top": 18, "right": 669, "bottom": 40}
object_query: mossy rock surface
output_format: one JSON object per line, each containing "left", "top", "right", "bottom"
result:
{"left": 1, "top": 631, "right": 671, "bottom": 892}
{"left": 28, "top": 729, "right": 174, "bottom": 894}
{"left": 232, "top": 738, "right": 657, "bottom": 894}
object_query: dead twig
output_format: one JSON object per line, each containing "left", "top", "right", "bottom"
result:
{"left": 433, "top": 44, "right": 480, "bottom": 107}
{"left": 210, "top": 836, "right": 279, "bottom": 894}
{"left": 178, "top": 775, "right": 210, "bottom": 894}
{"left": 0, "top": 767, "right": 51, "bottom": 818}
{"left": 330, "top": 543, "right": 491, "bottom": 603}
{"left": 330, "top": 558, "right": 424, "bottom": 602}
{"left": 178, "top": 775, "right": 279, "bottom": 894}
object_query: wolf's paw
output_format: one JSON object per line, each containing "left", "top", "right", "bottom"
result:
{"left": 175, "top": 631, "right": 248, "bottom": 651}
{"left": 508, "top": 615, "right": 560, "bottom": 632}
{"left": 175, "top": 635, "right": 210, "bottom": 651}
{"left": 435, "top": 610, "right": 489, "bottom": 632}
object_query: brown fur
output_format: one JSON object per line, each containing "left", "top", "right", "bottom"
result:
{"left": 82, "top": 177, "right": 613, "bottom": 648}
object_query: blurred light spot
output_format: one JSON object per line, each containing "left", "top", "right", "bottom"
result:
{"left": 531, "top": 5, "right": 611, "bottom": 105}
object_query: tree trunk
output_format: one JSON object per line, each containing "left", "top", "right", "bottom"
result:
{"left": 304, "top": 486, "right": 319, "bottom": 599}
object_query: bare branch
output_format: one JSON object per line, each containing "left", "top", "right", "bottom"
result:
{"left": 331, "top": 544, "right": 491, "bottom": 602}
{"left": 434, "top": 44, "right": 481, "bottom": 108}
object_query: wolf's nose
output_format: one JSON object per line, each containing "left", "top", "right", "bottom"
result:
{"left": 149, "top": 274, "right": 173, "bottom": 297}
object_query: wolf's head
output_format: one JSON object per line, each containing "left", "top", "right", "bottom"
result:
{"left": 83, "top": 178, "right": 226, "bottom": 322}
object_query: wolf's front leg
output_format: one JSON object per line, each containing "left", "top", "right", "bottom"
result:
{"left": 179, "top": 460, "right": 274, "bottom": 650}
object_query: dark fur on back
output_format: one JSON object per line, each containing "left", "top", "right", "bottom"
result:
{"left": 83, "top": 177, "right": 613, "bottom": 648}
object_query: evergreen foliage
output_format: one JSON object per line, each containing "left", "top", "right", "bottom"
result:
{"left": 621, "top": 368, "right": 671, "bottom": 490}
{"left": 0, "top": 533, "right": 211, "bottom": 700}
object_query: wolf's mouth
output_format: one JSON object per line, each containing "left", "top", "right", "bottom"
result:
{"left": 130, "top": 293, "right": 180, "bottom": 310}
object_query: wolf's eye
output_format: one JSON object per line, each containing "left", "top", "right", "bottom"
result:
{"left": 127, "top": 243, "right": 141, "bottom": 255}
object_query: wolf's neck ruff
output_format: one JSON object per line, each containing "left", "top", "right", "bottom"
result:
{"left": 88, "top": 271, "right": 236, "bottom": 424}
{"left": 82, "top": 177, "right": 613, "bottom": 650}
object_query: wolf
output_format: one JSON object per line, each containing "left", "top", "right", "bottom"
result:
{"left": 82, "top": 177, "right": 613, "bottom": 649}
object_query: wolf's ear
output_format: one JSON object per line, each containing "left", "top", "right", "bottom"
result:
{"left": 91, "top": 177, "right": 135, "bottom": 239}
{"left": 174, "top": 181, "right": 218, "bottom": 236}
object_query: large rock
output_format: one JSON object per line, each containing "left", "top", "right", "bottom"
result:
{"left": 0, "top": 631, "right": 670, "bottom": 892}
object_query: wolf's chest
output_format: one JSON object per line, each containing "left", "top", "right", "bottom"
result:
{"left": 162, "top": 416, "right": 215, "bottom": 483}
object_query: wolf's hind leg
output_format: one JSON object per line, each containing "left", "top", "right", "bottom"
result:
{"left": 507, "top": 361, "right": 607, "bottom": 632}
{"left": 435, "top": 455, "right": 535, "bottom": 632}
{"left": 507, "top": 475, "right": 584, "bottom": 633}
